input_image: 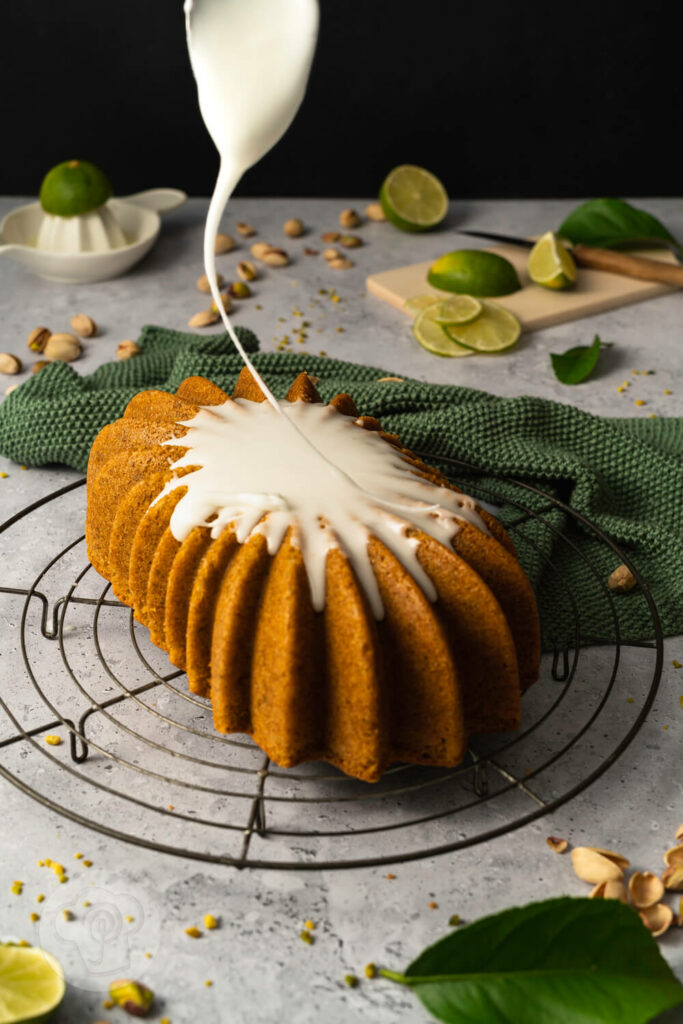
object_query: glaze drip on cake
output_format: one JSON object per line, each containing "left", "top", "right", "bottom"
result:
{"left": 154, "top": 397, "right": 488, "bottom": 618}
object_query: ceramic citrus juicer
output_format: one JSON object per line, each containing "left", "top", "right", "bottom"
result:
{"left": 0, "top": 159, "right": 186, "bottom": 284}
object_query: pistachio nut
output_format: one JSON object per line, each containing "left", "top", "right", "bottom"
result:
{"left": 69, "top": 313, "right": 98, "bottom": 337}
{"left": 109, "top": 978, "right": 154, "bottom": 1017}
{"left": 210, "top": 292, "right": 234, "bottom": 313}
{"left": 32, "top": 360, "right": 49, "bottom": 374}
{"left": 329, "top": 257, "right": 354, "bottom": 270}
{"left": 188, "top": 310, "right": 220, "bottom": 328}
{"left": 661, "top": 865, "right": 683, "bottom": 891}
{"left": 0, "top": 353, "right": 22, "bottom": 375}
{"left": 116, "top": 340, "right": 140, "bottom": 361}
{"left": 365, "top": 202, "right": 386, "bottom": 222}
{"left": 321, "top": 231, "right": 340, "bottom": 243}
{"left": 589, "top": 879, "right": 628, "bottom": 903}
{"left": 44, "top": 333, "right": 81, "bottom": 363}
{"left": 283, "top": 218, "right": 305, "bottom": 238}
{"left": 197, "top": 273, "right": 224, "bottom": 294}
{"left": 228, "top": 281, "right": 251, "bottom": 299}
{"left": 214, "top": 233, "right": 236, "bottom": 254}
{"left": 323, "top": 248, "right": 341, "bottom": 261}
{"left": 570, "top": 847, "right": 626, "bottom": 884}
{"left": 236, "top": 221, "right": 255, "bottom": 236}
{"left": 236, "top": 260, "right": 258, "bottom": 282}
{"left": 339, "top": 208, "right": 361, "bottom": 229}
{"left": 339, "top": 234, "right": 362, "bottom": 248}
{"left": 628, "top": 871, "right": 665, "bottom": 909}
{"left": 27, "top": 326, "right": 51, "bottom": 353}
{"left": 251, "top": 241, "right": 273, "bottom": 259}
{"left": 262, "top": 248, "right": 289, "bottom": 268}
{"left": 639, "top": 903, "right": 674, "bottom": 938}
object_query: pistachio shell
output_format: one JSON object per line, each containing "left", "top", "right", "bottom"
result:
{"left": 589, "top": 879, "right": 628, "bottom": 903}
{"left": 587, "top": 846, "right": 630, "bottom": 870}
{"left": 546, "top": 836, "right": 568, "bottom": 854}
{"left": 197, "top": 273, "right": 224, "bottom": 294}
{"left": 629, "top": 871, "right": 665, "bottom": 909}
{"left": 675, "top": 823, "right": 683, "bottom": 842}
{"left": 571, "top": 847, "right": 625, "bottom": 884}
{"left": 664, "top": 845, "right": 683, "bottom": 867}
{"left": 639, "top": 903, "right": 674, "bottom": 938}
{"left": 662, "top": 865, "right": 683, "bottom": 891}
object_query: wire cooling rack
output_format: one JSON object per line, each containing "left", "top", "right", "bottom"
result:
{"left": 0, "top": 457, "right": 663, "bottom": 869}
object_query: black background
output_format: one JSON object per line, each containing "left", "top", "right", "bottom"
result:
{"left": 1, "top": 0, "right": 679, "bottom": 199}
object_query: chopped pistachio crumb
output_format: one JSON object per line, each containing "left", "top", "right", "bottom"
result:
{"left": 635, "top": 399, "right": 646, "bottom": 406}
{"left": 20, "top": 465, "right": 27, "bottom": 471}
{"left": 11, "top": 882, "right": 23, "bottom": 895}
{"left": 161, "top": 1018, "right": 171, "bottom": 1024}
{"left": 627, "top": 697, "right": 634, "bottom": 703}
{"left": 649, "top": 413, "right": 657, "bottom": 419}
{"left": 74, "top": 852, "right": 83, "bottom": 859}
{"left": 145, "top": 952, "right": 152, "bottom": 958}
{"left": 617, "top": 387, "right": 625, "bottom": 393}
{"left": 663, "top": 725, "right": 669, "bottom": 730}
{"left": 30, "top": 912, "right": 40, "bottom": 922}
{"left": 125, "top": 915, "right": 134, "bottom": 923}
{"left": 45, "top": 735, "right": 62, "bottom": 746}
{"left": 82, "top": 860, "right": 92, "bottom": 868}
{"left": 37, "top": 894, "right": 44, "bottom": 903}
{"left": 344, "top": 974, "right": 359, "bottom": 988}
{"left": 203, "top": 914, "right": 218, "bottom": 930}
{"left": 299, "top": 930, "right": 314, "bottom": 945}
{"left": 664, "top": 389, "right": 672, "bottom": 395}
{"left": 17, "top": 940, "right": 30, "bottom": 948}
{"left": 304, "top": 919, "right": 315, "bottom": 931}
{"left": 385, "top": 873, "right": 396, "bottom": 880}
{"left": 449, "top": 914, "right": 462, "bottom": 926}
{"left": 103, "top": 1000, "right": 115, "bottom": 1009}
{"left": 185, "top": 926, "right": 202, "bottom": 938}
{"left": 82, "top": 900, "right": 90, "bottom": 907}
{"left": 205, "top": 980, "right": 213, "bottom": 987}
{"left": 672, "top": 660, "right": 681, "bottom": 669}
{"left": 62, "top": 909, "right": 73, "bottom": 921}
{"left": 364, "top": 963, "right": 377, "bottom": 979}
{"left": 255, "top": 304, "right": 262, "bottom": 310}
{"left": 0, "top": 472, "right": 8, "bottom": 479}
{"left": 428, "top": 901, "right": 439, "bottom": 909}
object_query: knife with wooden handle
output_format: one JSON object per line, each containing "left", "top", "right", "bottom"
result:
{"left": 457, "top": 229, "right": 683, "bottom": 287}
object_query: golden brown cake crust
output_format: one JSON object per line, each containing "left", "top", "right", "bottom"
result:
{"left": 85, "top": 371, "right": 541, "bottom": 782}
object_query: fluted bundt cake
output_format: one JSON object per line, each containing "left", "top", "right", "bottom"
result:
{"left": 85, "top": 369, "right": 540, "bottom": 782}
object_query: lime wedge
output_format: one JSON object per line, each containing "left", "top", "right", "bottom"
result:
{"left": 404, "top": 294, "right": 441, "bottom": 315}
{"left": 444, "top": 300, "right": 521, "bottom": 352}
{"left": 433, "top": 295, "right": 483, "bottom": 325}
{"left": 428, "top": 250, "right": 521, "bottom": 297}
{"left": 39, "top": 160, "right": 113, "bottom": 217}
{"left": 380, "top": 165, "right": 448, "bottom": 232}
{"left": 412, "top": 305, "right": 473, "bottom": 357}
{"left": 528, "top": 230, "right": 577, "bottom": 289}
{"left": 0, "top": 945, "right": 65, "bottom": 1023}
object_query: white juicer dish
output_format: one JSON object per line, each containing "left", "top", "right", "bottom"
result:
{"left": 0, "top": 188, "right": 187, "bottom": 283}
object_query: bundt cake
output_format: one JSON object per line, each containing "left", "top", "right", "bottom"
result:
{"left": 85, "top": 369, "right": 540, "bottom": 782}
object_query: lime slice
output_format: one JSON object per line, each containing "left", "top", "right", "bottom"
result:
{"left": 0, "top": 945, "right": 65, "bottom": 1023}
{"left": 39, "top": 160, "right": 113, "bottom": 217}
{"left": 528, "top": 230, "right": 577, "bottom": 289}
{"left": 379, "top": 165, "right": 448, "bottom": 233}
{"left": 404, "top": 294, "right": 441, "bottom": 315}
{"left": 444, "top": 300, "right": 521, "bottom": 352}
{"left": 428, "top": 250, "right": 521, "bottom": 297}
{"left": 433, "top": 295, "right": 483, "bottom": 325}
{"left": 412, "top": 305, "right": 473, "bottom": 357}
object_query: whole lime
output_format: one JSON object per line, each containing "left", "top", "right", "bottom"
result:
{"left": 39, "top": 159, "right": 113, "bottom": 217}
{"left": 428, "top": 250, "right": 521, "bottom": 296}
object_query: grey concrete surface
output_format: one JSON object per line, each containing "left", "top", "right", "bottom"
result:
{"left": 1, "top": 197, "right": 682, "bottom": 1023}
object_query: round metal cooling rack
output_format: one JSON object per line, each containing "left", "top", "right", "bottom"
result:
{"left": 0, "top": 459, "right": 663, "bottom": 870}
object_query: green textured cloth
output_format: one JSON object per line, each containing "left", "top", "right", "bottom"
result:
{"left": 1, "top": 325, "right": 681, "bottom": 648}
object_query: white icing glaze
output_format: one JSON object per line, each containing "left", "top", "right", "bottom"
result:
{"left": 155, "top": 398, "right": 488, "bottom": 618}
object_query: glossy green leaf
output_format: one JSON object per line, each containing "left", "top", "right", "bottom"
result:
{"left": 558, "top": 198, "right": 682, "bottom": 256}
{"left": 388, "top": 898, "right": 683, "bottom": 1024}
{"left": 551, "top": 334, "right": 602, "bottom": 385}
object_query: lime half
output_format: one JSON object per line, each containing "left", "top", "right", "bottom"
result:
{"left": 433, "top": 294, "right": 483, "bottom": 325}
{"left": 0, "top": 945, "right": 65, "bottom": 1024}
{"left": 428, "top": 250, "right": 521, "bottom": 297}
{"left": 412, "top": 305, "right": 473, "bottom": 357}
{"left": 39, "top": 160, "right": 113, "bottom": 217}
{"left": 380, "top": 165, "right": 448, "bottom": 232}
{"left": 528, "top": 230, "right": 577, "bottom": 289}
{"left": 444, "top": 300, "right": 521, "bottom": 352}
{"left": 404, "top": 293, "right": 441, "bottom": 315}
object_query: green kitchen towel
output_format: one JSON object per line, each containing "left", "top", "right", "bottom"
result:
{"left": 1, "top": 325, "right": 681, "bottom": 648}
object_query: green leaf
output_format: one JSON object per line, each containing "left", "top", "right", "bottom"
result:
{"left": 558, "top": 198, "right": 682, "bottom": 256}
{"left": 550, "top": 334, "right": 602, "bottom": 385}
{"left": 388, "top": 898, "right": 683, "bottom": 1024}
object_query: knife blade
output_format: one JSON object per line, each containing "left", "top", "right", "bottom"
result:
{"left": 456, "top": 229, "right": 683, "bottom": 287}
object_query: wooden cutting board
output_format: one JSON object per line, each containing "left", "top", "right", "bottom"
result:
{"left": 366, "top": 243, "right": 678, "bottom": 331}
